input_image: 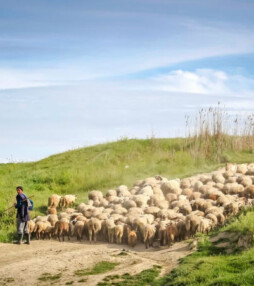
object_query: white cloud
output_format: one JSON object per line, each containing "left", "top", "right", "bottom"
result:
{"left": 152, "top": 69, "right": 254, "bottom": 96}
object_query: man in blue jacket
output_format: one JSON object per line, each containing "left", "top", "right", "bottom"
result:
{"left": 14, "top": 186, "right": 32, "bottom": 245}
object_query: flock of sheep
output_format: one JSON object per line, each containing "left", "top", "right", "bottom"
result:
{"left": 28, "top": 163, "right": 254, "bottom": 248}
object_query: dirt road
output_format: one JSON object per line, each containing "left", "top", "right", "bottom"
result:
{"left": 0, "top": 240, "right": 192, "bottom": 286}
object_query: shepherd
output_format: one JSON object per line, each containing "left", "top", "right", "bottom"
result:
{"left": 14, "top": 186, "right": 33, "bottom": 245}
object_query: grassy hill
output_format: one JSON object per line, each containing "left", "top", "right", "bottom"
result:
{"left": 0, "top": 137, "right": 254, "bottom": 242}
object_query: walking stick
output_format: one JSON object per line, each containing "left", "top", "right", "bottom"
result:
{"left": 2, "top": 195, "right": 35, "bottom": 213}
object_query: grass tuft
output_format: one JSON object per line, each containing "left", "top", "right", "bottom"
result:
{"left": 74, "top": 261, "right": 119, "bottom": 276}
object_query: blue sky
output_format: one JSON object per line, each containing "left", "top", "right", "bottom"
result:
{"left": 0, "top": 0, "right": 254, "bottom": 162}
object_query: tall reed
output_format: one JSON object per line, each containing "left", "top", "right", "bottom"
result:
{"left": 186, "top": 102, "right": 254, "bottom": 162}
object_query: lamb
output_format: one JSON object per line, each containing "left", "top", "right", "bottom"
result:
{"left": 48, "top": 194, "right": 62, "bottom": 208}
{"left": 54, "top": 220, "right": 70, "bottom": 242}
{"left": 87, "top": 218, "right": 101, "bottom": 243}
{"left": 143, "top": 224, "right": 156, "bottom": 249}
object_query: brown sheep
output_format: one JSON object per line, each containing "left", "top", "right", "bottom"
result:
{"left": 128, "top": 230, "right": 137, "bottom": 247}
{"left": 54, "top": 220, "right": 70, "bottom": 242}
{"left": 166, "top": 222, "right": 178, "bottom": 246}
{"left": 47, "top": 207, "right": 57, "bottom": 215}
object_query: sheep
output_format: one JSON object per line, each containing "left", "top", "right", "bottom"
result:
{"left": 74, "top": 220, "right": 85, "bottom": 241}
{"left": 161, "top": 180, "right": 182, "bottom": 196}
{"left": 181, "top": 178, "right": 191, "bottom": 189}
{"left": 132, "top": 195, "right": 150, "bottom": 208}
{"left": 244, "top": 185, "right": 254, "bottom": 198}
{"left": 105, "top": 218, "right": 116, "bottom": 243}
{"left": 128, "top": 230, "right": 137, "bottom": 247}
{"left": 34, "top": 221, "right": 51, "bottom": 240}
{"left": 199, "top": 218, "right": 212, "bottom": 234}
{"left": 115, "top": 223, "right": 124, "bottom": 244}
{"left": 165, "top": 193, "right": 178, "bottom": 203}
{"left": 87, "top": 218, "right": 101, "bottom": 243}
{"left": 88, "top": 190, "right": 103, "bottom": 201}
{"left": 166, "top": 222, "right": 178, "bottom": 246}
{"left": 185, "top": 214, "right": 201, "bottom": 237}
{"left": 117, "top": 185, "right": 131, "bottom": 197}
{"left": 223, "top": 183, "right": 244, "bottom": 195}
{"left": 143, "top": 224, "right": 156, "bottom": 248}
{"left": 206, "top": 213, "right": 218, "bottom": 229}
{"left": 193, "top": 181, "right": 203, "bottom": 192}
{"left": 246, "top": 163, "right": 254, "bottom": 175}
{"left": 137, "top": 185, "right": 154, "bottom": 197}
{"left": 237, "top": 175, "right": 253, "bottom": 187}
{"left": 176, "top": 219, "right": 187, "bottom": 241}
{"left": 47, "top": 214, "right": 58, "bottom": 226}
{"left": 157, "top": 200, "right": 169, "bottom": 209}
{"left": 226, "top": 163, "right": 237, "bottom": 173}
{"left": 158, "top": 220, "right": 169, "bottom": 246}
{"left": 189, "top": 192, "right": 201, "bottom": 201}
{"left": 28, "top": 220, "right": 36, "bottom": 237}
{"left": 43, "top": 226, "right": 55, "bottom": 240}
{"left": 237, "top": 164, "right": 248, "bottom": 174}
{"left": 223, "top": 202, "right": 239, "bottom": 218}
{"left": 106, "top": 189, "right": 117, "bottom": 198}
{"left": 144, "top": 206, "right": 160, "bottom": 216}
{"left": 212, "top": 173, "right": 225, "bottom": 184}
{"left": 48, "top": 194, "right": 62, "bottom": 208}
{"left": 54, "top": 220, "right": 70, "bottom": 242}
{"left": 182, "top": 188, "right": 193, "bottom": 199}
{"left": 60, "top": 195, "right": 77, "bottom": 209}
{"left": 47, "top": 207, "right": 57, "bottom": 215}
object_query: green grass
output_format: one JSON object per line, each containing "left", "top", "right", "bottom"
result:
{"left": 74, "top": 261, "right": 119, "bottom": 276}
{"left": 153, "top": 208, "right": 254, "bottom": 286}
{"left": 98, "top": 265, "right": 162, "bottom": 286}
{"left": 38, "top": 272, "right": 62, "bottom": 281}
{"left": 1, "top": 137, "right": 253, "bottom": 242}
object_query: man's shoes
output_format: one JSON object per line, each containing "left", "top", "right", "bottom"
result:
{"left": 24, "top": 233, "right": 30, "bottom": 245}
{"left": 13, "top": 234, "right": 23, "bottom": 245}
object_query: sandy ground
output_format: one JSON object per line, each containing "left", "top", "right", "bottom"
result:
{"left": 0, "top": 239, "right": 192, "bottom": 286}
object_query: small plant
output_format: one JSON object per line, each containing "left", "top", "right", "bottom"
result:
{"left": 38, "top": 272, "right": 62, "bottom": 281}
{"left": 74, "top": 261, "right": 119, "bottom": 276}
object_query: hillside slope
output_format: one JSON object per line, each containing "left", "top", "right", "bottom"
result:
{"left": 0, "top": 138, "right": 253, "bottom": 241}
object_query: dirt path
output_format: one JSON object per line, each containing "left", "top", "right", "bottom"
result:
{"left": 0, "top": 240, "right": 192, "bottom": 286}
